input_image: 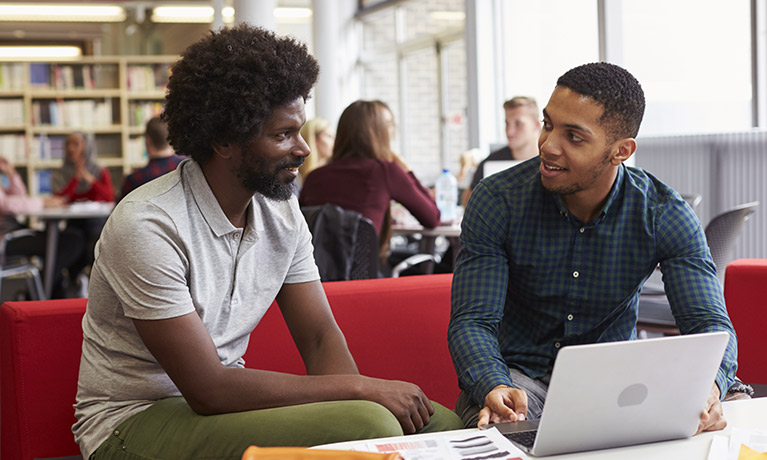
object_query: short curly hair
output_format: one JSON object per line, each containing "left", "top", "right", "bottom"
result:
{"left": 163, "top": 24, "right": 319, "bottom": 164}
{"left": 556, "top": 62, "right": 645, "bottom": 141}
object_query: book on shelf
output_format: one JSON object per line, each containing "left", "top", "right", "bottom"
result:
{"left": 0, "top": 134, "right": 26, "bottom": 163}
{"left": 0, "top": 63, "right": 24, "bottom": 90}
{"left": 0, "top": 99, "right": 24, "bottom": 125}
{"left": 29, "top": 63, "right": 51, "bottom": 87}
{"left": 35, "top": 169, "right": 52, "bottom": 195}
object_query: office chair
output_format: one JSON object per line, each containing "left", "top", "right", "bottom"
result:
{"left": 705, "top": 201, "right": 759, "bottom": 285}
{"left": 301, "top": 203, "right": 435, "bottom": 281}
{"left": 680, "top": 193, "right": 702, "bottom": 210}
{"left": 301, "top": 204, "right": 378, "bottom": 281}
{"left": 0, "top": 228, "right": 46, "bottom": 301}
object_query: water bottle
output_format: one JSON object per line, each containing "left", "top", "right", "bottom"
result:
{"left": 435, "top": 168, "right": 458, "bottom": 223}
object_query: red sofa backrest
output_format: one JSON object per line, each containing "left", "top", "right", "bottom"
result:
{"left": 244, "top": 274, "right": 459, "bottom": 408}
{"left": 724, "top": 258, "right": 767, "bottom": 385}
{"left": 1, "top": 274, "right": 459, "bottom": 460}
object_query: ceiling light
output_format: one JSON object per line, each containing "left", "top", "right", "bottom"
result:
{"left": 0, "top": 3, "right": 126, "bottom": 22}
{"left": 0, "top": 45, "right": 82, "bottom": 60}
{"left": 429, "top": 11, "right": 465, "bottom": 21}
{"left": 151, "top": 5, "right": 310, "bottom": 24}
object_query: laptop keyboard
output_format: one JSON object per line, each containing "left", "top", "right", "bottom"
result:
{"left": 503, "top": 430, "right": 537, "bottom": 450}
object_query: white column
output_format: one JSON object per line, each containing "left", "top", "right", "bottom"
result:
{"left": 234, "top": 0, "right": 275, "bottom": 30}
{"left": 211, "top": 0, "right": 224, "bottom": 30}
{"left": 465, "top": 0, "right": 500, "bottom": 152}
{"left": 311, "top": 0, "right": 357, "bottom": 128}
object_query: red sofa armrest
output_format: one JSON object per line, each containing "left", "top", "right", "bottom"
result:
{"left": 1, "top": 299, "right": 87, "bottom": 460}
{"left": 724, "top": 258, "right": 767, "bottom": 384}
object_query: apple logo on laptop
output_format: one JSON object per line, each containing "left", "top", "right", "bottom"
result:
{"left": 618, "top": 383, "right": 649, "bottom": 407}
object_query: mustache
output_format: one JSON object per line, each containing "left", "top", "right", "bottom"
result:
{"left": 278, "top": 156, "right": 304, "bottom": 169}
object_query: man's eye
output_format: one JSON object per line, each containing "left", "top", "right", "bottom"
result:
{"left": 569, "top": 133, "right": 583, "bottom": 142}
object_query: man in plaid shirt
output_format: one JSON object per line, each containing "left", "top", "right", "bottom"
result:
{"left": 449, "top": 62, "right": 736, "bottom": 435}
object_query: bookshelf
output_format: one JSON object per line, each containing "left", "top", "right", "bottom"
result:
{"left": 0, "top": 55, "right": 176, "bottom": 196}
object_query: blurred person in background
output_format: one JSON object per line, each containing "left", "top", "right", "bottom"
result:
{"left": 52, "top": 131, "right": 114, "bottom": 295}
{"left": 119, "top": 116, "right": 184, "bottom": 202}
{"left": 463, "top": 96, "right": 541, "bottom": 205}
{"left": 297, "top": 117, "right": 334, "bottom": 186}
{"left": 0, "top": 155, "right": 83, "bottom": 298}
{"left": 299, "top": 99, "right": 440, "bottom": 264}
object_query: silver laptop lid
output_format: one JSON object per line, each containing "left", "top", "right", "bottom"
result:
{"left": 527, "top": 332, "right": 729, "bottom": 456}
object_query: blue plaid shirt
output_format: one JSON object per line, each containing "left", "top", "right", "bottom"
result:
{"left": 448, "top": 157, "right": 737, "bottom": 406}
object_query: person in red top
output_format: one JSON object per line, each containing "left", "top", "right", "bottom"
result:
{"left": 52, "top": 132, "right": 115, "bottom": 294}
{"left": 53, "top": 132, "right": 114, "bottom": 203}
{"left": 299, "top": 100, "right": 440, "bottom": 263}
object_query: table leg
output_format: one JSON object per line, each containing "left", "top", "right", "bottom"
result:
{"left": 43, "top": 220, "right": 61, "bottom": 299}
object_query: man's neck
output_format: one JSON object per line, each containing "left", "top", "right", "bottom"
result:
{"left": 149, "top": 147, "right": 175, "bottom": 160}
{"left": 200, "top": 163, "right": 252, "bottom": 229}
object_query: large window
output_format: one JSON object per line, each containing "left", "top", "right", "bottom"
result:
{"left": 619, "top": 0, "right": 752, "bottom": 136}
{"left": 358, "top": 0, "right": 467, "bottom": 185}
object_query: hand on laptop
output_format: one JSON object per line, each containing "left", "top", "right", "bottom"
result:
{"left": 477, "top": 384, "right": 528, "bottom": 427}
{"left": 697, "top": 383, "right": 727, "bottom": 434}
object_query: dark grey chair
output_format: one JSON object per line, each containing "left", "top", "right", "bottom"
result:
{"left": 705, "top": 201, "right": 759, "bottom": 285}
{"left": 0, "top": 229, "right": 46, "bottom": 301}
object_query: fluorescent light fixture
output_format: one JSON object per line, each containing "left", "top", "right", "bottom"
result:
{"left": 429, "top": 11, "right": 465, "bottom": 21}
{"left": 0, "top": 45, "right": 82, "bottom": 60}
{"left": 274, "top": 7, "right": 312, "bottom": 20}
{"left": 0, "top": 3, "right": 126, "bottom": 22}
{"left": 151, "top": 5, "right": 310, "bottom": 23}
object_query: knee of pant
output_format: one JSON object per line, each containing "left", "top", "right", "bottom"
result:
{"left": 346, "top": 401, "right": 403, "bottom": 439}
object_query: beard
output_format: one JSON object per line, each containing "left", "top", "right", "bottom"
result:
{"left": 542, "top": 149, "right": 612, "bottom": 196}
{"left": 237, "top": 154, "right": 303, "bottom": 201}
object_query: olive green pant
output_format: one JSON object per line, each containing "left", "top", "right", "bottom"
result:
{"left": 91, "top": 397, "right": 463, "bottom": 459}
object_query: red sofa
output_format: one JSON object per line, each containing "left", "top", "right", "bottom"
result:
{"left": 724, "top": 259, "right": 767, "bottom": 385}
{"left": 0, "top": 274, "right": 459, "bottom": 460}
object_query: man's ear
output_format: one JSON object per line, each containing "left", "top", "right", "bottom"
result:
{"left": 610, "top": 138, "right": 637, "bottom": 165}
{"left": 212, "top": 143, "right": 234, "bottom": 159}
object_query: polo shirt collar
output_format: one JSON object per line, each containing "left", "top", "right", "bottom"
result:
{"left": 182, "top": 159, "right": 259, "bottom": 238}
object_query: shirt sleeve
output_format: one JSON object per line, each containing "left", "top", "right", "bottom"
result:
{"left": 656, "top": 199, "right": 738, "bottom": 398}
{"left": 95, "top": 200, "right": 195, "bottom": 320}
{"left": 448, "top": 181, "right": 515, "bottom": 405}
{"left": 387, "top": 163, "right": 441, "bottom": 228}
{"left": 88, "top": 168, "right": 115, "bottom": 202}
{"left": 0, "top": 173, "right": 43, "bottom": 214}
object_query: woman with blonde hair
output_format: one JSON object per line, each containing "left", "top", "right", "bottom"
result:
{"left": 299, "top": 100, "right": 439, "bottom": 263}
{"left": 297, "top": 117, "right": 334, "bottom": 184}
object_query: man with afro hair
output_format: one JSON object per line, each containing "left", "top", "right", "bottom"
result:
{"left": 73, "top": 24, "right": 461, "bottom": 460}
{"left": 449, "top": 62, "right": 737, "bottom": 435}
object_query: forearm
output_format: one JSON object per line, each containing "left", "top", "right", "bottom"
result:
{"left": 448, "top": 323, "right": 513, "bottom": 405}
{"left": 300, "top": 325, "right": 359, "bottom": 375}
{"left": 187, "top": 366, "right": 368, "bottom": 415}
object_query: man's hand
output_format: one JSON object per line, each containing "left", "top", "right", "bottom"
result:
{"left": 477, "top": 384, "right": 528, "bottom": 427}
{"left": 697, "top": 383, "right": 726, "bottom": 434}
{"left": 361, "top": 377, "right": 434, "bottom": 434}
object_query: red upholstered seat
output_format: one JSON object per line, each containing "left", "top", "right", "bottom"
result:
{"left": 724, "top": 259, "right": 767, "bottom": 385}
{"left": 2, "top": 274, "right": 459, "bottom": 460}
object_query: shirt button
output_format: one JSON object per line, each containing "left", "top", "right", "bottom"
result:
{"left": 579, "top": 227, "right": 585, "bottom": 233}
{"left": 567, "top": 314, "right": 574, "bottom": 321}
{"left": 555, "top": 342, "right": 561, "bottom": 348}
{"left": 573, "top": 271, "right": 579, "bottom": 278}
{"left": 233, "top": 233, "right": 240, "bottom": 239}
{"left": 114, "top": 430, "right": 120, "bottom": 436}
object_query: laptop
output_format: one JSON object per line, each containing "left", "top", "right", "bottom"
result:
{"left": 483, "top": 160, "right": 522, "bottom": 178}
{"left": 481, "top": 332, "right": 729, "bottom": 456}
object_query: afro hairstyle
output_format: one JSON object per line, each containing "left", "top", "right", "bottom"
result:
{"left": 556, "top": 62, "right": 645, "bottom": 141}
{"left": 162, "top": 23, "right": 319, "bottom": 164}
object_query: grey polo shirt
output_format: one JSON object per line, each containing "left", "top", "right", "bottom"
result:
{"left": 73, "top": 159, "right": 320, "bottom": 459}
